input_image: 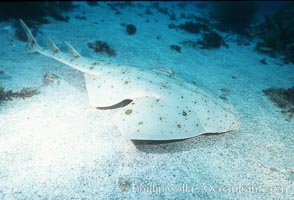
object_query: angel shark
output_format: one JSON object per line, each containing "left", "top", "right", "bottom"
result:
{"left": 20, "top": 19, "right": 240, "bottom": 140}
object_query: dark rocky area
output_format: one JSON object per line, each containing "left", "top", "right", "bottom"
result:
{"left": 255, "top": 2, "right": 294, "bottom": 64}
{"left": 88, "top": 40, "right": 116, "bottom": 57}
{"left": 0, "top": 86, "right": 39, "bottom": 103}
{"left": 263, "top": 86, "right": 294, "bottom": 121}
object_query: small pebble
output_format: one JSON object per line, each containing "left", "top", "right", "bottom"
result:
{"left": 126, "top": 24, "right": 136, "bottom": 35}
{"left": 270, "top": 167, "right": 279, "bottom": 172}
{"left": 170, "top": 45, "right": 181, "bottom": 53}
{"left": 260, "top": 58, "right": 267, "bottom": 65}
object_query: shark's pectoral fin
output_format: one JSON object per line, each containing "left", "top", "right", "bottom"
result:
{"left": 113, "top": 96, "right": 205, "bottom": 140}
{"left": 84, "top": 73, "right": 133, "bottom": 108}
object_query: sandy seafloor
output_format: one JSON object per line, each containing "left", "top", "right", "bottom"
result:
{"left": 0, "top": 2, "right": 293, "bottom": 199}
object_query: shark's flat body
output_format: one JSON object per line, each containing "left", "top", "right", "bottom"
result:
{"left": 20, "top": 19, "right": 240, "bottom": 140}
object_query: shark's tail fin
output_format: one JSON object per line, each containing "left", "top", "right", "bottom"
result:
{"left": 19, "top": 19, "right": 40, "bottom": 53}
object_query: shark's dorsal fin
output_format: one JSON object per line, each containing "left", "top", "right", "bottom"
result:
{"left": 19, "top": 19, "right": 40, "bottom": 53}
{"left": 65, "top": 41, "right": 81, "bottom": 58}
{"left": 48, "top": 38, "right": 61, "bottom": 53}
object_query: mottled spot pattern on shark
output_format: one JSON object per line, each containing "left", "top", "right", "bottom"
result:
{"left": 19, "top": 19, "right": 240, "bottom": 141}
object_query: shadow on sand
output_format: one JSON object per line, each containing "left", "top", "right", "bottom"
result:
{"left": 131, "top": 131, "right": 236, "bottom": 154}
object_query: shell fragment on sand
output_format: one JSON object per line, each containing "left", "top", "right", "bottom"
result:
{"left": 19, "top": 19, "right": 240, "bottom": 140}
